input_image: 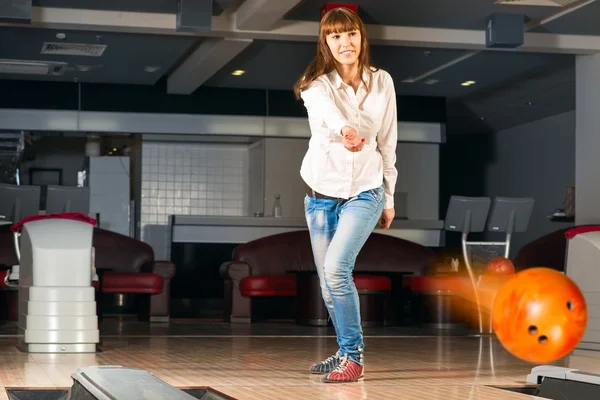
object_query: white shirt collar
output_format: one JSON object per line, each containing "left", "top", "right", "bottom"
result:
{"left": 327, "top": 68, "right": 370, "bottom": 91}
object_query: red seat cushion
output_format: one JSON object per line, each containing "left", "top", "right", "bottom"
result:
{"left": 354, "top": 275, "right": 392, "bottom": 292}
{"left": 102, "top": 272, "right": 163, "bottom": 294}
{"left": 0, "top": 270, "right": 7, "bottom": 288}
{"left": 409, "top": 275, "right": 470, "bottom": 293}
{"left": 240, "top": 275, "right": 297, "bottom": 297}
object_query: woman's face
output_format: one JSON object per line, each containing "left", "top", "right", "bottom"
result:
{"left": 326, "top": 29, "right": 361, "bottom": 66}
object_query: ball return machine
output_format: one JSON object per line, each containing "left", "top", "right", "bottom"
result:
{"left": 517, "top": 226, "right": 600, "bottom": 399}
{"left": 444, "top": 200, "right": 600, "bottom": 399}
{"left": 8, "top": 213, "right": 100, "bottom": 353}
{"left": 6, "top": 214, "right": 226, "bottom": 398}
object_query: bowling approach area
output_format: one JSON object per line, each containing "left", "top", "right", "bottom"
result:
{"left": 2, "top": 204, "right": 600, "bottom": 399}
{"left": 1, "top": 323, "right": 600, "bottom": 400}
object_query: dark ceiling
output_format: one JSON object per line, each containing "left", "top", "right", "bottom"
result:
{"left": 0, "top": 0, "right": 597, "bottom": 131}
{"left": 284, "top": 0, "right": 558, "bottom": 30}
{"left": 0, "top": 26, "right": 197, "bottom": 85}
{"left": 32, "top": 0, "right": 237, "bottom": 15}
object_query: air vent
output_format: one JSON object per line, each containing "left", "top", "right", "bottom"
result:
{"left": 41, "top": 42, "right": 107, "bottom": 57}
{"left": 0, "top": 59, "right": 67, "bottom": 76}
{"left": 495, "top": 0, "right": 579, "bottom": 6}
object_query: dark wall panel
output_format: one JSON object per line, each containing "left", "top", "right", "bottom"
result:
{"left": 0, "top": 79, "right": 447, "bottom": 123}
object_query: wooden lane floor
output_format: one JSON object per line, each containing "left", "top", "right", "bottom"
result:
{"left": 0, "top": 321, "right": 596, "bottom": 399}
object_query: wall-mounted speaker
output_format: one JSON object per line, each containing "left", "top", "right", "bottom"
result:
{"left": 486, "top": 13, "right": 525, "bottom": 49}
{"left": 176, "top": 0, "right": 213, "bottom": 33}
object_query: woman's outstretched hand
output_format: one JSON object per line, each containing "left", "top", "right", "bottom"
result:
{"left": 341, "top": 126, "right": 365, "bottom": 152}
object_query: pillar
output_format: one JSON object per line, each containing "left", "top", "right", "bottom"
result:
{"left": 576, "top": 53, "right": 600, "bottom": 225}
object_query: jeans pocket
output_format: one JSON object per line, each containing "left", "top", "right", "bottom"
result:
{"left": 369, "top": 186, "right": 384, "bottom": 203}
{"left": 304, "top": 194, "right": 315, "bottom": 213}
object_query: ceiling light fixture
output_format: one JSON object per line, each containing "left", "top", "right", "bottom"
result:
{"left": 232, "top": 70, "right": 245, "bottom": 76}
{"left": 0, "top": 59, "right": 67, "bottom": 76}
{"left": 461, "top": 80, "right": 476, "bottom": 86}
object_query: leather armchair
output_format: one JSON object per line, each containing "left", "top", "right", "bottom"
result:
{"left": 220, "top": 262, "right": 252, "bottom": 322}
{"left": 93, "top": 228, "right": 175, "bottom": 321}
{"left": 143, "top": 260, "right": 176, "bottom": 320}
{"left": 0, "top": 224, "right": 175, "bottom": 322}
{"left": 220, "top": 230, "right": 436, "bottom": 322}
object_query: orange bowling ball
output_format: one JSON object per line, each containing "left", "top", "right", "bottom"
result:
{"left": 492, "top": 267, "right": 587, "bottom": 364}
{"left": 486, "top": 256, "right": 515, "bottom": 275}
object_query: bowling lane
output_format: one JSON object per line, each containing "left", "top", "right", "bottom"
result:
{"left": 2, "top": 331, "right": 565, "bottom": 399}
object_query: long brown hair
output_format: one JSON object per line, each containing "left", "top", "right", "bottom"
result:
{"left": 293, "top": 7, "right": 377, "bottom": 99}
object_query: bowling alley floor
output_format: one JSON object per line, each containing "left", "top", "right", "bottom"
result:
{"left": 0, "top": 319, "right": 597, "bottom": 399}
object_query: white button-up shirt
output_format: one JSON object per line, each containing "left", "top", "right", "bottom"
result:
{"left": 299, "top": 68, "right": 398, "bottom": 210}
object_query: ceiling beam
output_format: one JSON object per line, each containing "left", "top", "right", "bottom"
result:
{"left": 213, "top": 0, "right": 236, "bottom": 14}
{"left": 404, "top": 0, "right": 598, "bottom": 83}
{"left": 4, "top": 7, "right": 599, "bottom": 55}
{"left": 166, "top": 0, "right": 299, "bottom": 93}
{"left": 234, "top": 0, "right": 303, "bottom": 30}
{"left": 167, "top": 38, "right": 253, "bottom": 94}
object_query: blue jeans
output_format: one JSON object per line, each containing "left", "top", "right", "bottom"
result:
{"left": 304, "top": 184, "right": 385, "bottom": 364}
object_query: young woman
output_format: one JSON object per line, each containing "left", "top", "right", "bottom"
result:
{"left": 293, "top": 7, "right": 398, "bottom": 383}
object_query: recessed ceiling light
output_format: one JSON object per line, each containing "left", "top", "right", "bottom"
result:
{"left": 461, "top": 80, "right": 476, "bottom": 86}
{"left": 144, "top": 66, "right": 160, "bottom": 73}
{"left": 232, "top": 69, "right": 245, "bottom": 76}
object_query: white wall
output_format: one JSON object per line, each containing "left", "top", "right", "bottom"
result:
{"left": 140, "top": 135, "right": 442, "bottom": 257}
{"left": 396, "top": 142, "right": 439, "bottom": 220}
{"left": 247, "top": 140, "right": 264, "bottom": 216}
{"left": 263, "top": 138, "right": 309, "bottom": 219}
{"left": 87, "top": 156, "right": 131, "bottom": 236}
{"left": 484, "top": 110, "right": 575, "bottom": 257}
{"left": 140, "top": 141, "right": 248, "bottom": 259}
{"left": 257, "top": 138, "right": 440, "bottom": 220}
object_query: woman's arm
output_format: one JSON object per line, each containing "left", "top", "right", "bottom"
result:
{"left": 376, "top": 73, "right": 398, "bottom": 211}
{"left": 300, "top": 79, "right": 350, "bottom": 137}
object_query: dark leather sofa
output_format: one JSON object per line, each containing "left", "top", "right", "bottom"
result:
{"left": 220, "top": 230, "right": 437, "bottom": 322}
{"left": 0, "top": 224, "right": 175, "bottom": 322}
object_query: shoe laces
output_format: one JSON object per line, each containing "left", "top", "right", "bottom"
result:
{"left": 321, "top": 350, "right": 340, "bottom": 365}
{"left": 332, "top": 354, "right": 349, "bottom": 373}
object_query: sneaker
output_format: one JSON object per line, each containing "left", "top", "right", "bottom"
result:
{"left": 309, "top": 351, "right": 341, "bottom": 374}
{"left": 322, "top": 354, "right": 364, "bottom": 383}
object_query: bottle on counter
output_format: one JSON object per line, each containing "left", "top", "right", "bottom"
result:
{"left": 273, "top": 194, "right": 282, "bottom": 218}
